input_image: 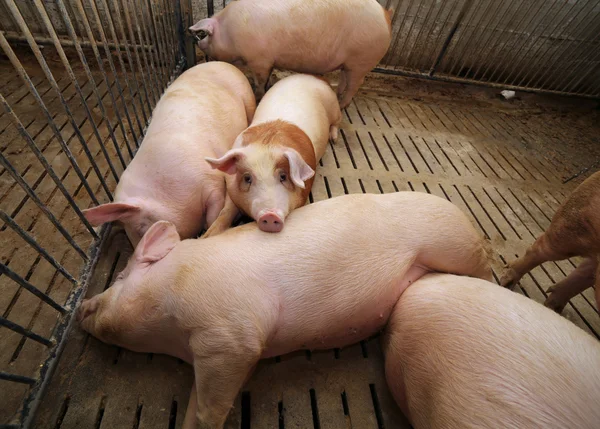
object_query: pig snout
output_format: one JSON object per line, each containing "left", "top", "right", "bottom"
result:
{"left": 257, "top": 210, "right": 284, "bottom": 233}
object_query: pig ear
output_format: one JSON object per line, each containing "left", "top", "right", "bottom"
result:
{"left": 83, "top": 202, "right": 141, "bottom": 226}
{"left": 189, "top": 19, "right": 214, "bottom": 37}
{"left": 136, "top": 221, "right": 180, "bottom": 264}
{"left": 283, "top": 150, "right": 315, "bottom": 189}
{"left": 205, "top": 149, "right": 246, "bottom": 175}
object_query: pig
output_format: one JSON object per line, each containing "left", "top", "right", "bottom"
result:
{"left": 77, "top": 191, "right": 491, "bottom": 428}
{"left": 188, "top": 0, "right": 393, "bottom": 108}
{"left": 500, "top": 171, "right": 600, "bottom": 313}
{"left": 81, "top": 62, "right": 256, "bottom": 247}
{"left": 203, "top": 74, "right": 342, "bottom": 234}
{"left": 383, "top": 273, "right": 600, "bottom": 429}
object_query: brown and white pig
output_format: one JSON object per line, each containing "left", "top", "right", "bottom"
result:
{"left": 203, "top": 74, "right": 341, "bottom": 235}
{"left": 82, "top": 62, "right": 256, "bottom": 247}
{"left": 77, "top": 191, "right": 491, "bottom": 429}
{"left": 383, "top": 273, "right": 600, "bottom": 429}
{"left": 189, "top": 0, "right": 392, "bottom": 108}
{"left": 500, "top": 171, "right": 600, "bottom": 313}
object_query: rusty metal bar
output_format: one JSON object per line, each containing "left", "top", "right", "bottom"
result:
{"left": 0, "top": 92, "right": 99, "bottom": 239}
{"left": 429, "top": 0, "right": 472, "bottom": 76}
{"left": 0, "top": 31, "right": 100, "bottom": 206}
{"left": 386, "top": 0, "right": 417, "bottom": 67}
{"left": 109, "top": 0, "right": 150, "bottom": 125}
{"left": 31, "top": 0, "right": 118, "bottom": 197}
{"left": 452, "top": 0, "right": 504, "bottom": 77}
{"left": 512, "top": 0, "right": 584, "bottom": 87}
{"left": 0, "top": 152, "right": 88, "bottom": 261}
{"left": 533, "top": 12, "right": 600, "bottom": 90}
{"left": 3, "top": 32, "right": 153, "bottom": 51}
{"left": 96, "top": 0, "right": 144, "bottom": 143}
{"left": 479, "top": 0, "right": 543, "bottom": 82}
{"left": 469, "top": 0, "right": 524, "bottom": 81}
{"left": 0, "top": 263, "right": 68, "bottom": 313}
{"left": 422, "top": 0, "right": 454, "bottom": 71}
{"left": 0, "top": 317, "right": 54, "bottom": 347}
{"left": 132, "top": 0, "right": 163, "bottom": 99}
{"left": 160, "top": 0, "right": 178, "bottom": 69}
{"left": 393, "top": 0, "right": 427, "bottom": 69}
{"left": 563, "top": 45, "right": 600, "bottom": 94}
{"left": 445, "top": 0, "right": 486, "bottom": 75}
{"left": 179, "top": 0, "right": 196, "bottom": 68}
{"left": 85, "top": 0, "right": 138, "bottom": 154}
{"left": 138, "top": 0, "right": 167, "bottom": 89}
{"left": 0, "top": 371, "right": 37, "bottom": 385}
{"left": 120, "top": 0, "right": 157, "bottom": 110}
{"left": 0, "top": 210, "right": 77, "bottom": 284}
{"left": 144, "top": 0, "right": 169, "bottom": 87}
{"left": 405, "top": 0, "right": 439, "bottom": 71}
{"left": 54, "top": 0, "right": 127, "bottom": 175}
{"left": 149, "top": 0, "right": 173, "bottom": 77}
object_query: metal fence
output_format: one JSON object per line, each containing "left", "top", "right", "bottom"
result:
{"left": 377, "top": 0, "right": 600, "bottom": 98}
{"left": 0, "top": 1, "right": 194, "bottom": 427}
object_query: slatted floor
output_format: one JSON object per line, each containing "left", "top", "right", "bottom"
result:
{"left": 26, "top": 71, "right": 600, "bottom": 428}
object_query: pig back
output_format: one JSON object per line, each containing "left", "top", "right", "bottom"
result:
{"left": 383, "top": 273, "right": 600, "bottom": 429}
{"left": 252, "top": 75, "right": 340, "bottom": 160}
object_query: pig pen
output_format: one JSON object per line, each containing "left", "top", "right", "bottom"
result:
{"left": 1, "top": 1, "right": 600, "bottom": 428}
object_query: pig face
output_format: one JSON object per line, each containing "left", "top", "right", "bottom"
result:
{"left": 83, "top": 200, "right": 160, "bottom": 247}
{"left": 189, "top": 19, "right": 215, "bottom": 56}
{"left": 206, "top": 145, "right": 314, "bottom": 232}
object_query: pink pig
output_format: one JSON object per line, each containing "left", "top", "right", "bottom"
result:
{"left": 204, "top": 74, "right": 341, "bottom": 234}
{"left": 78, "top": 192, "right": 490, "bottom": 428}
{"left": 384, "top": 273, "right": 600, "bottom": 428}
{"left": 189, "top": 0, "right": 392, "bottom": 108}
{"left": 82, "top": 62, "right": 256, "bottom": 246}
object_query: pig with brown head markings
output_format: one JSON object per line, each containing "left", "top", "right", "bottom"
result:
{"left": 204, "top": 74, "right": 341, "bottom": 235}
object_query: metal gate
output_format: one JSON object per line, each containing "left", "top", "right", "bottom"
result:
{"left": 377, "top": 0, "right": 600, "bottom": 98}
{"left": 0, "top": 1, "right": 194, "bottom": 427}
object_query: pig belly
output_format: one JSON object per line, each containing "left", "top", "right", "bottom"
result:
{"left": 262, "top": 264, "right": 428, "bottom": 358}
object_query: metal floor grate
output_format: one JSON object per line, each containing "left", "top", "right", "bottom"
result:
{"left": 32, "top": 74, "right": 600, "bottom": 428}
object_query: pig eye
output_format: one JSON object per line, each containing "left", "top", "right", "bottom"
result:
{"left": 279, "top": 172, "right": 287, "bottom": 183}
{"left": 243, "top": 173, "right": 252, "bottom": 185}
{"left": 116, "top": 272, "right": 125, "bottom": 281}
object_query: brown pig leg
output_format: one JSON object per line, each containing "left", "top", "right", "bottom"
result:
{"left": 544, "top": 257, "right": 598, "bottom": 313}
{"left": 500, "top": 233, "right": 573, "bottom": 289}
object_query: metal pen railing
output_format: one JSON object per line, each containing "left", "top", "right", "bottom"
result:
{"left": 0, "top": 1, "right": 194, "bottom": 428}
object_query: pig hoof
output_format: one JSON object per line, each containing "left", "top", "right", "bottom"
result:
{"left": 499, "top": 268, "right": 517, "bottom": 289}
{"left": 544, "top": 295, "right": 567, "bottom": 314}
{"left": 77, "top": 298, "right": 99, "bottom": 323}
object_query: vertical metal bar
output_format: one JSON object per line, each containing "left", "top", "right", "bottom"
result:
{"left": 139, "top": 0, "right": 167, "bottom": 89}
{"left": 207, "top": 0, "right": 214, "bottom": 17}
{"left": 511, "top": 0, "right": 582, "bottom": 87}
{"left": 480, "top": 0, "right": 542, "bottom": 82}
{"left": 162, "top": 0, "right": 180, "bottom": 69}
{"left": 69, "top": 0, "right": 131, "bottom": 168}
{"left": 109, "top": 0, "right": 149, "bottom": 126}
{"left": 0, "top": 210, "right": 77, "bottom": 283}
{"left": 85, "top": 0, "right": 138, "bottom": 155}
{"left": 497, "top": 0, "right": 564, "bottom": 84}
{"left": 381, "top": 0, "right": 402, "bottom": 65}
{"left": 120, "top": 0, "right": 157, "bottom": 111}
{"left": 429, "top": 0, "right": 473, "bottom": 76}
{"left": 532, "top": 12, "right": 600, "bottom": 90}
{"left": 385, "top": 0, "right": 417, "bottom": 67}
{"left": 0, "top": 93, "right": 98, "bottom": 239}
{"left": 31, "top": 0, "right": 117, "bottom": 198}
{"left": 179, "top": 0, "right": 196, "bottom": 68}
{"left": 451, "top": 0, "right": 503, "bottom": 77}
{"left": 0, "top": 317, "right": 54, "bottom": 347}
{"left": 0, "top": 152, "right": 88, "bottom": 261}
{"left": 144, "top": 0, "right": 169, "bottom": 86}
{"left": 96, "top": 0, "right": 145, "bottom": 142}
{"left": 405, "top": 0, "right": 439, "bottom": 71}
{"left": 563, "top": 47, "right": 600, "bottom": 94}
{"left": 0, "top": 30, "right": 100, "bottom": 206}
{"left": 578, "top": 69, "right": 600, "bottom": 96}
{"left": 444, "top": 0, "right": 485, "bottom": 75}
{"left": 393, "top": 0, "right": 427, "bottom": 69}
{"left": 132, "top": 0, "right": 164, "bottom": 99}
{"left": 422, "top": 0, "right": 454, "bottom": 69}
{"left": 470, "top": 0, "right": 525, "bottom": 81}
{"left": 54, "top": 0, "right": 127, "bottom": 175}
{"left": 149, "top": 0, "right": 173, "bottom": 77}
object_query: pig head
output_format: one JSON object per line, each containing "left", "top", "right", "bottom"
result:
{"left": 206, "top": 120, "right": 316, "bottom": 232}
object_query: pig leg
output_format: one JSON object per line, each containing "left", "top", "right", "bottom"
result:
{"left": 338, "top": 68, "right": 367, "bottom": 109}
{"left": 337, "top": 69, "right": 347, "bottom": 100}
{"left": 189, "top": 333, "right": 261, "bottom": 428}
{"left": 500, "top": 233, "right": 572, "bottom": 289}
{"left": 182, "top": 384, "right": 198, "bottom": 429}
{"left": 544, "top": 257, "right": 597, "bottom": 313}
{"left": 249, "top": 62, "right": 273, "bottom": 100}
{"left": 203, "top": 194, "right": 240, "bottom": 238}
